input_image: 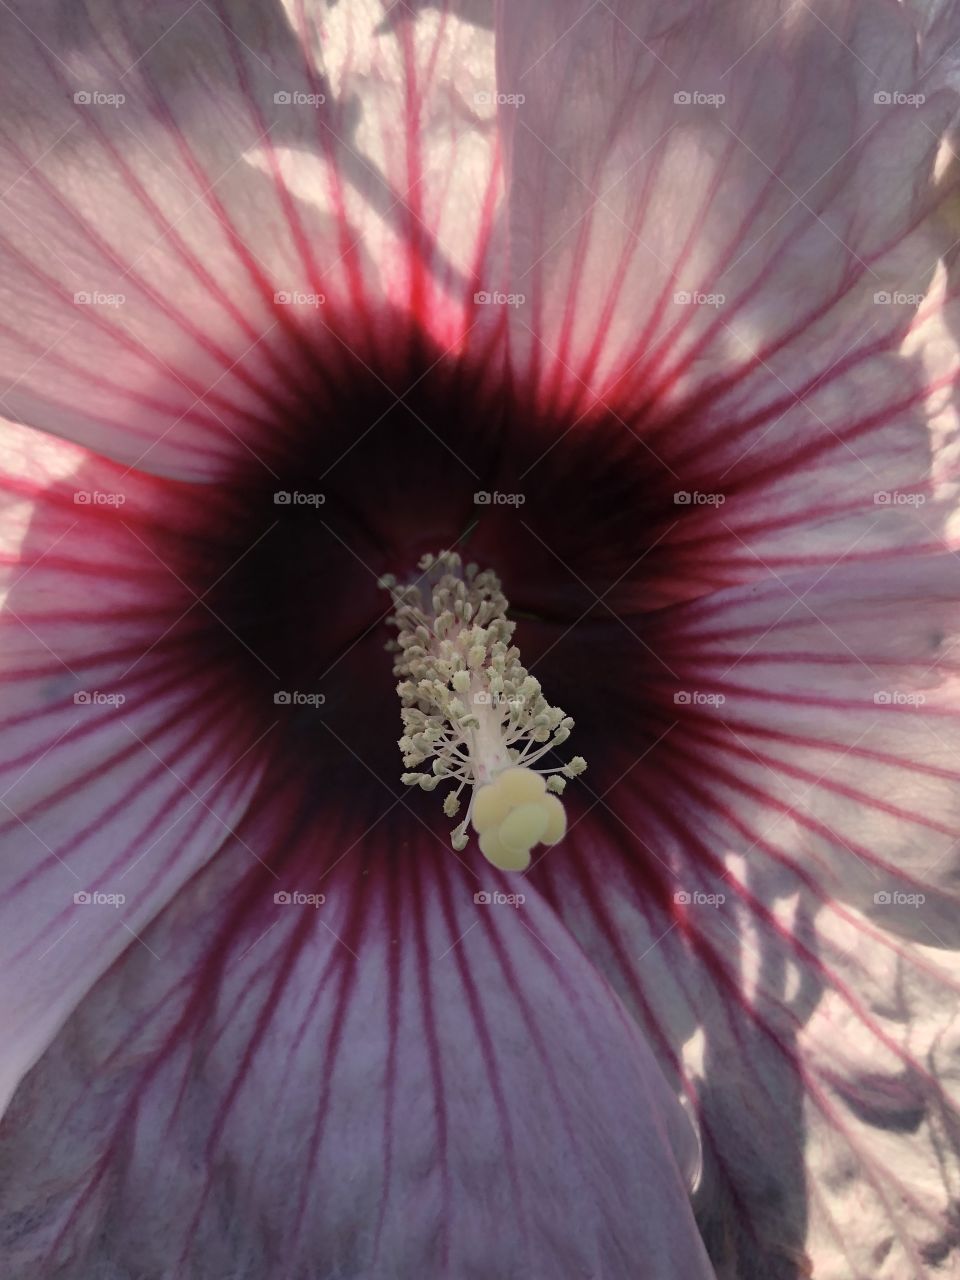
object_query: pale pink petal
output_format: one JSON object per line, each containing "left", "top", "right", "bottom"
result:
{"left": 528, "top": 553, "right": 960, "bottom": 1276}
{"left": 0, "top": 421, "right": 267, "bottom": 1115}
{"left": 3, "top": 5, "right": 960, "bottom": 1277}
{"left": 0, "top": 1, "right": 502, "bottom": 478}
{"left": 497, "top": 0, "right": 960, "bottom": 585}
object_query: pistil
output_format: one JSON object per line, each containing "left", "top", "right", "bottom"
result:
{"left": 381, "top": 551, "right": 586, "bottom": 870}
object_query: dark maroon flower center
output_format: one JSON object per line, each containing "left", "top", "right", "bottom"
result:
{"left": 127, "top": 327, "right": 710, "bottom": 877}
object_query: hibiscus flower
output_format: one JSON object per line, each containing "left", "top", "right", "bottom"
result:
{"left": 1, "top": 1, "right": 960, "bottom": 1276}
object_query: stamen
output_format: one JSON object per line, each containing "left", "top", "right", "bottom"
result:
{"left": 381, "top": 551, "right": 586, "bottom": 870}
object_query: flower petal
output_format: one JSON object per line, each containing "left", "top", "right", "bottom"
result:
{"left": 0, "top": 421, "right": 267, "bottom": 1116}
{"left": 0, "top": 833, "right": 713, "bottom": 1279}
{"left": 528, "top": 553, "right": 960, "bottom": 1276}
{"left": 0, "top": 0, "right": 501, "bottom": 478}
{"left": 496, "top": 0, "right": 960, "bottom": 586}
{"left": 498, "top": 0, "right": 954, "bottom": 394}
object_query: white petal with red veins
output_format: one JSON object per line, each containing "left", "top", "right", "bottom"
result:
{"left": 0, "top": 1, "right": 502, "bottom": 478}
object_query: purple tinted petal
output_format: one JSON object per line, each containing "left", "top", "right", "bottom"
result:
{"left": 0, "top": 835, "right": 713, "bottom": 1279}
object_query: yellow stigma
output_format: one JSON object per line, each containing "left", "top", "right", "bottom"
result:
{"left": 381, "top": 551, "right": 587, "bottom": 870}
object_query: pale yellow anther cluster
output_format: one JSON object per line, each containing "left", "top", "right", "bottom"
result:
{"left": 472, "top": 766, "right": 566, "bottom": 871}
{"left": 380, "top": 550, "right": 587, "bottom": 869}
